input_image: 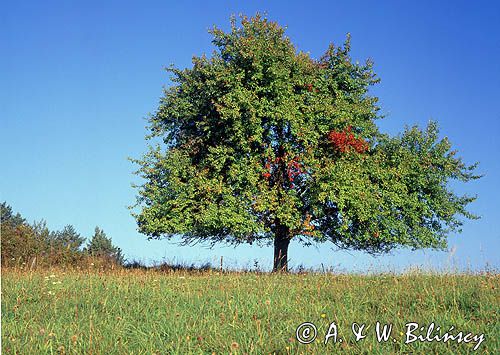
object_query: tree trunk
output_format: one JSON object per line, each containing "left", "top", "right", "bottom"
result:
{"left": 273, "top": 223, "right": 291, "bottom": 272}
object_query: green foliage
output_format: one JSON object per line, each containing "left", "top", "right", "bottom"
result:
{"left": 51, "top": 224, "right": 86, "bottom": 253}
{"left": 131, "top": 14, "right": 480, "bottom": 263}
{"left": 1, "top": 219, "right": 46, "bottom": 266}
{"left": 1, "top": 202, "right": 26, "bottom": 227}
{"left": 1, "top": 204, "right": 85, "bottom": 266}
{"left": 1, "top": 203, "right": 50, "bottom": 266}
{"left": 85, "top": 227, "right": 124, "bottom": 265}
{"left": 1, "top": 202, "right": 121, "bottom": 267}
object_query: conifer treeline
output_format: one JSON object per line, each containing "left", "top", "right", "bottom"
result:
{"left": 1, "top": 202, "right": 124, "bottom": 267}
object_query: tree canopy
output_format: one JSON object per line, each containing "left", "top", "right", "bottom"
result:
{"left": 85, "top": 227, "right": 124, "bottom": 265}
{"left": 1, "top": 202, "right": 124, "bottom": 267}
{"left": 131, "top": 14, "right": 480, "bottom": 271}
{"left": 1, "top": 202, "right": 88, "bottom": 266}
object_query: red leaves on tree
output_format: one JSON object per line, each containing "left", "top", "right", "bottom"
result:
{"left": 302, "top": 83, "right": 319, "bottom": 93}
{"left": 327, "top": 126, "right": 368, "bottom": 154}
{"left": 262, "top": 154, "right": 305, "bottom": 187}
{"left": 262, "top": 159, "right": 272, "bottom": 179}
{"left": 262, "top": 156, "right": 273, "bottom": 180}
{"left": 261, "top": 128, "right": 367, "bottom": 183}
{"left": 287, "top": 157, "right": 303, "bottom": 183}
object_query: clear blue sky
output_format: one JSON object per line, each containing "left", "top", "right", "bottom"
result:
{"left": 2, "top": 0, "right": 499, "bottom": 272}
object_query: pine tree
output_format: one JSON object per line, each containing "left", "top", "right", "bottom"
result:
{"left": 85, "top": 227, "right": 124, "bottom": 265}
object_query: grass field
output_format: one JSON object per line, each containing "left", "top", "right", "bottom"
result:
{"left": 2, "top": 267, "right": 498, "bottom": 354}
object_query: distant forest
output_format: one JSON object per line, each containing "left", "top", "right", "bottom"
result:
{"left": 1, "top": 202, "right": 123, "bottom": 268}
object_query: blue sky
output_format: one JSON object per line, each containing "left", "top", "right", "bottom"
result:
{"left": 1, "top": 0, "right": 499, "bottom": 272}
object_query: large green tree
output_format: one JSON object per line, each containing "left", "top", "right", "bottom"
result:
{"left": 131, "top": 15, "right": 479, "bottom": 272}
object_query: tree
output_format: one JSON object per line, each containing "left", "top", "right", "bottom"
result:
{"left": 1, "top": 202, "right": 35, "bottom": 265}
{"left": 85, "top": 227, "right": 124, "bottom": 265}
{"left": 131, "top": 14, "right": 480, "bottom": 272}
{"left": 52, "top": 225, "right": 86, "bottom": 253}
{"left": 0, "top": 203, "right": 52, "bottom": 265}
{"left": 1, "top": 201, "right": 26, "bottom": 227}
{"left": 47, "top": 224, "right": 87, "bottom": 264}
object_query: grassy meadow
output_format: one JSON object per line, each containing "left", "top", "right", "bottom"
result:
{"left": 2, "top": 267, "right": 499, "bottom": 354}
